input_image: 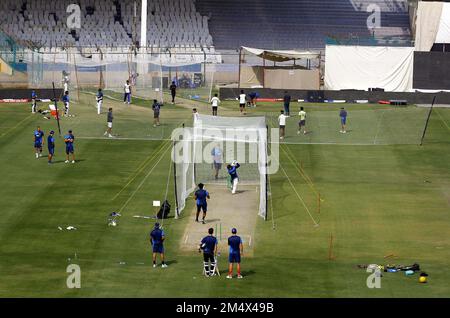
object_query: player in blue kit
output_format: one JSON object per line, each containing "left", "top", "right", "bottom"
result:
{"left": 339, "top": 107, "right": 348, "bottom": 133}
{"left": 195, "top": 183, "right": 210, "bottom": 224}
{"left": 47, "top": 131, "right": 55, "bottom": 164}
{"left": 62, "top": 91, "right": 70, "bottom": 117}
{"left": 64, "top": 130, "right": 75, "bottom": 164}
{"left": 31, "top": 90, "right": 38, "bottom": 113}
{"left": 199, "top": 227, "right": 218, "bottom": 277}
{"left": 227, "top": 160, "right": 240, "bottom": 194}
{"left": 33, "top": 126, "right": 44, "bottom": 159}
{"left": 227, "top": 228, "right": 243, "bottom": 279}
{"left": 150, "top": 222, "right": 168, "bottom": 268}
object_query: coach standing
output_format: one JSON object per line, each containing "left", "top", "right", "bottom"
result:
{"left": 227, "top": 228, "right": 243, "bottom": 279}
{"left": 199, "top": 227, "right": 218, "bottom": 277}
{"left": 283, "top": 91, "right": 291, "bottom": 116}
{"left": 150, "top": 222, "right": 168, "bottom": 268}
{"left": 170, "top": 81, "right": 177, "bottom": 104}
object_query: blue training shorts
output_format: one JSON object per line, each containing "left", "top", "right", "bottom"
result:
{"left": 152, "top": 243, "right": 164, "bottom": 253}
{"left": 34, "top": 141, "right": 42, "bottom": 148}
{"left": 48, "top": 147, "right": 54, "bottom": 155}
{"left": 229, "top": 252, "right": 241, "bottom": 263}
{"left": 341, "top": 117, "right": 347, "bottom": 125}
{"left": 66, "top": 145, "right": 74, "bottom": 154}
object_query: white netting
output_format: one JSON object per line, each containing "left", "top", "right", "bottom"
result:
{"left": 173, "top": 115, "right": 268, "bottom": 219}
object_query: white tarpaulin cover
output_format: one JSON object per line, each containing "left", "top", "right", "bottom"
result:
{"left": 436, "top": 3, "right": 450, "bottom": 44}
{"left": 324, "top": 45, "right": 414, "bottom": 92}
{"left": 415, "top": 1, "right": 443, "bottom": 51}
{"left": 241, "top": 46, "right": 320, "bottom": 61}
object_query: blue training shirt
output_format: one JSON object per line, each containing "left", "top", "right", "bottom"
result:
{"left": 340, "top": 110, "right": 347, "bottom": 118}
{"left": 228, "top": 235, "right": 242, "bottom": 254}
{"left": 227, "top": 163, "right": 240, "bottom": 180}
{"left": 195, "top": 189, "right": 209, "bottom": 206}
{"left": 34, "top": 130, "right": 44, "bottom": 142}
{"left": 201, "top": 235, "right": 217, "bottom": 254}
{"left": 62, "top": 95, "right": 69, "bottom": 103}
{"left": 150, "top": 228, "right": 165, "bottom": 245}
{"left": 47, "top": 135, "right": 55, "bottom": 148}
{"left": 64, "top": 134, "right": 74, "bottom": 146}
{"left": 31, "top": 91, "right": 37, "bottom": 99}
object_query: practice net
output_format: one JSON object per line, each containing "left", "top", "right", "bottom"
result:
{"left": 172, "top": 114, "right": 268, "bottom": 219}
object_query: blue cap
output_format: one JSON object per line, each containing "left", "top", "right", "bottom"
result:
{"left": 50, "top": 130, "right": 55, "bottom": 134}
{"left": 231, "top": 228, "right": 237, "bottom": 234}
{"left": 154, "top": 222, "right": 160, "bottom": 228}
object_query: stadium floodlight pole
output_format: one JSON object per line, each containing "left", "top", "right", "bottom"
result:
{"left": 52, "top": 82, "right": 62, "bottom": 137}
{"left": 140, "top": 0, "right": 147, "bottom": 48}
{"left": 419, "top": 95, "right": 436, "bottom": 146}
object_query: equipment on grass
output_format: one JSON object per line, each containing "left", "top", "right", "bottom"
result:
{"left": 108, "top": 211, "right": 121, "bottom": 226}
{"left": 419, "top": 276, "right": 427, "bottom": 283}
{"left": 156, "top": 200, "right": 171, "bottom": 219}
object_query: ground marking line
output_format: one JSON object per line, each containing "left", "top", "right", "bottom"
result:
{"left": 281, "top": 143, "right": 321, "bottom": 199}
{"left": 112, "top": 140, "right": 171, "bottom": 202}
{"left": 0, "top": 113, "right": 34, "bottom": 139}
{"left": 118, "top": 142, "right": 172, "bottom": 214}
{"left": 435, "top": 109, "right": 450, "bottom": 131}
{"left": 279, "top": 163, "right": 320, "bottom": 227}
{"left": 373, "top": 109, "right": 385, "bottom": 145}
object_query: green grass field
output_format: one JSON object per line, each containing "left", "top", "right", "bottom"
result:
{"left": 0, "top": 93, "right": 449, "bottom": 297}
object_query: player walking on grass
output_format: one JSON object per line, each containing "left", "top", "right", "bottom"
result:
{"left": 278, "top": 110, "right": 287, "bottom": 140}
{"left": 170, "top": 81, "right": 177, "bottom": 104}
{"left": 195, "top": 183, "right": 210, "bottom": 224}
{"left": 96, "top": 88, "right": 103, "bottom": 115}
{"left": 31, "top": 90, "right": 37, "bottom": 114}
{"left": 124, "top": 80, "right": 131, "bottom": 104}
{"left": 210, "top": 93, "right": 220, "bottom": 116}
{"left": 193, "top": 108, "right": 200, "bottom": 124}
{"left": 227, "top": 228, "right": 243, "bottom": 279}
{"left": 340, "top": 107, "right": 347, "bottom": 133}
{"left": 283, "top": 91, "right": 291, "bottom": 116}
{"left": 47, "top": 131, "right": 55, "bottom": 164}
{"left": 64, "top": 130, "right": 75, "bottom": 164}
{"left": 150, "top": 222, "right": 167, "bottom": 268}
{"left": 239, "top": 90, "right": 246, "bottom": 115}
{"left": 33, "top": 126, "right": 44, "bottom": 159}
{"left": 104, "top": 108, "right": 113, "bottom": 138}
{"left": 227, "top": 160, "right": 240, "bottom": 194}
{"left": 62, "top": 91, "right": 70, "bottom": 117}
{"left": 199, "top": 227, "right": 218, "bottom": 277}
{"left": 152, "top": 99, "right": 161, "bottom": 127}
{"left": 298, "top": 107, "right": 307, "bottom": 135}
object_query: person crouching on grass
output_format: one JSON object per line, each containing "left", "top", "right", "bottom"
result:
{"left": 199, "top": 227, "right": 218, "bottom": 277}
{"left": 227, "top": 228, "right": 243, "bottom": 279}
{"left": 152, "top": 99, "right": 161, "bottom": 127}
{"left": 195, "top": 183, "right": 210, "bottom": 224}
{"left": 150, "top": 222, "right": 168, "bottom": 268}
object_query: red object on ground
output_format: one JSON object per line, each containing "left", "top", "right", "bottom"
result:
{"left": 378, "top": 100, "right": 391, "bottom": 104}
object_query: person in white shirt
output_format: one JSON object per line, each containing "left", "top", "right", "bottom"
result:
{"left": 124, "top": 80, "right": 131, "bottom": 104}
{"left": 278, "top": 110, "right": 287, "bottom": 140}
{"left": 96, "top": 88, "right": 103, "bottom": 115}
{"left": 193, "top": 108, "right": 200, "bottom": 123}
{"left": 210, "top": 93, "right": 220, "bottom": 116}
{"left": 298, "top": 106, "right": 307, "bottom": 135}
{"left": 239, "top": 90, "right": 246, "bottom": 115}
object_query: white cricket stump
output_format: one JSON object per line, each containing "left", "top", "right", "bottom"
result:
{"left": 180, "top": 184, "right": 258, "bottom": 257}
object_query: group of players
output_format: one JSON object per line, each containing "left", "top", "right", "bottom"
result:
{"left": 150, "top": 220, "right": 244, "bottom": 279}
{"left": 33, "top": 127, "right": 75, "bottom": 164}
{"left": 277, "top": 106, "right": 348, "bottom": 140}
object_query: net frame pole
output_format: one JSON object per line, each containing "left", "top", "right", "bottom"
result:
{"left": 173, "top": 139, "right": 180, "bottom": 218}
{"left": 420, "top": 95, "right": 436, "bottom": 146}
{"left": 265, "top": 125, "right": 269, "bottom": 221}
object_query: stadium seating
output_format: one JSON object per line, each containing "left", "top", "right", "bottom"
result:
{"left": 195, "top": 0, "right": 411, "bottom": 50}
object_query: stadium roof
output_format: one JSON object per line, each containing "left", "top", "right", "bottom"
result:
{"left": 241, "top": 46, "right": 320, "bottom": 61}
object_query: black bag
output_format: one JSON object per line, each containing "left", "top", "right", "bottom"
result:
{"left": 157, "top": 200, "right": 171, "bottom": 219}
